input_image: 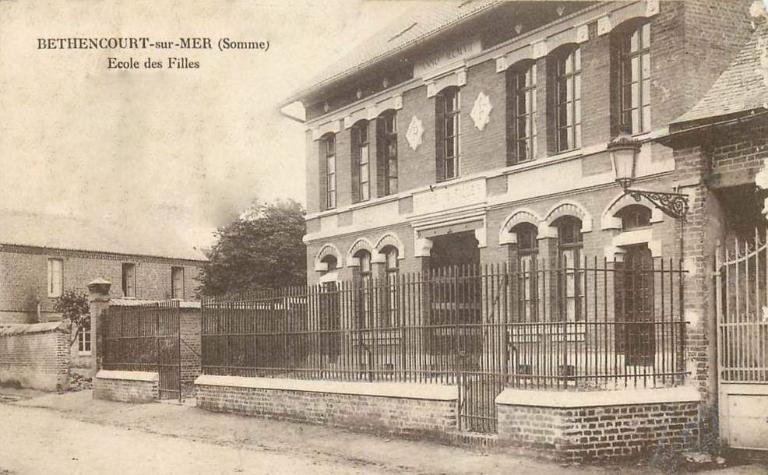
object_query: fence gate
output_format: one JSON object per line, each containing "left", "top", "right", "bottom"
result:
{"left": 715, "top": 228, "right": 768, "bottom": 451}
{"left": 102, "top": 301, "right": 182, "bottom": 401}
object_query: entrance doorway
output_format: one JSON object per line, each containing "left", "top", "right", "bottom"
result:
{"left": 429, "top": 231, "right": 480, "bottom": 270}
{"left": 616, "top": 244, "right": 655, "bottom": 367}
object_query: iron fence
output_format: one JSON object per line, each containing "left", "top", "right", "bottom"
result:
{"left": 201, "top": 257, "right": 687, "bottom": 390}
{"left": 101, "top": 300, "right": 182, "bottom": 400}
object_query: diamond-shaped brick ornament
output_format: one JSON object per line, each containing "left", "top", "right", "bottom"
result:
{"left": 470, "top": 91, "right": 493, "bottom": 131}
{"left": 406, "top": 115, "right": 424, "bottom": 151}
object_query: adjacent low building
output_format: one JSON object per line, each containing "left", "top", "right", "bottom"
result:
{"left": 0, "top": 210, "right": 206, "bottom": 368}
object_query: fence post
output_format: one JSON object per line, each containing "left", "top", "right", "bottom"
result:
{"left": 87, "top": 278, "right": 111, "bottom": 376}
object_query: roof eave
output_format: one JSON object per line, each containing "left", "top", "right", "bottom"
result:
{"left": 279, "top": 1, "right": 503, "bottom": 109}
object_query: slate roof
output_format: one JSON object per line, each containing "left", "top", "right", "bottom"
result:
{"left": 673, "top": 25, "right": 768, "bottom": 125}
{"left": 282, "top": 0, "right": 501, "bottom": 105}
{"left": 0, "top": 210, "right": 207, "bottom": 261}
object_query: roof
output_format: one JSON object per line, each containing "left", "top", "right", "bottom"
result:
{"left": 0, "top": 210, "right": 207, "bottom": 261}
{"left": 282, "top": 0, "right": 502, "bottom": 106}
{"left": 673, "top": 25, "right": 768, "bottom": 125}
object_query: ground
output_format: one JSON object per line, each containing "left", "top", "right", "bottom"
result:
{"left": 0, "top": 389, "right": 765, "bottom": 475}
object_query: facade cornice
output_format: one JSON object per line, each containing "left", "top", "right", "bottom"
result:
{"left": 302, "top": 1, "right": 656, "bottom": 135}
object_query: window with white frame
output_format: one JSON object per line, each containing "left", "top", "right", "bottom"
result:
{"left": 47, "top": 258, "right": 63, "bottom": 298}
{"left": 618, "top": 22, "right": 651, "bottom": 135}
{"left": 352, "top": 121, "right": 370, "bottom": 202}
{"left": 122, "top": 263, "right": 136, "bottom": 298}
{"left": 512, "top": 223, "right": 539, "bottom": 322}
{"left": 552, "top": 46, "right": 582, "bottom": 152}
{"left": 171, "top": 266, "right": 184, "bottom": 299}
{"left": 383, "top": 246, "right": 399, "bottom": 327}
{"left": 322, "top": 133, "right": 337, "bottom": 210}
{"left": 377, "top": 110, "right": 398, "bottom": 196}
{"left": 78, "top": 323, "right": 91, "bottom": 355}
{"left": 556, "top": 216, "right": 583, "bottom": 322}
{"left": 436, "top": 87, "right": 460, "bottom": 181}
{"left": 507, "top": 61, "right": 537, "bottom": 164}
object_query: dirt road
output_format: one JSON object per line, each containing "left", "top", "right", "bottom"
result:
{"left": 0, "top": 404, "right": 387, "bottom": 475}
{"left": 1, "top": 391, "right": 765, "bottom": 475}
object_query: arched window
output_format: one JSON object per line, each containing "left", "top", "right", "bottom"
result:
{"left": 618, "top": 204, "right": 651, "bottom": 230}
{"left": 550, "top": 46, "right": 581, "bottom": 152}
{"left": 555, "top": 216, "right": 583, "bottom": 322}
{"left": 511, "top": 223, "right": 538, "bottom": 322}
{"left": 351, "top": 121, "right": 370, "bottom": 202}
{"left": 616, "top": 22, "right": 651, "bottom": 134}
{"left": 436, "top": 87, "right": 460, "bottom": 181}
{"left": 507, "top": 61, "right": 537, "bottom": 164}
{"left": 376, "top": 111, "right": 398, "bottom": 196}
{"left": 321, "top": 134, "right": 337, "bottom": 210}
{"left": 353, "top": 250, "right": 373, "bottom": 328}
{"left": 382, "top": 245, "right": 399, "bottom": 327}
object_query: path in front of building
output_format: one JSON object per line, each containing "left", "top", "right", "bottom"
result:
{"left": 1, "top": 390, "right": 765, "bottom": 475}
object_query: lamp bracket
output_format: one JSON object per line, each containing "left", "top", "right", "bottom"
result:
{"left": 625, "top": 188, "right": 689, "bottom": 221}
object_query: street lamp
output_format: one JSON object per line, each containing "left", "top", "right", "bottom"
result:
{"left": 607, "top": 131, "right": 689, "bottom": 221}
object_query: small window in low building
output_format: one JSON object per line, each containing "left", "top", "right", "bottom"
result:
{"left": 78, "top": 324, "right": 91, "bottom": 355}
{"left": 171, "top": 266, "right": 184, "bottom": 299}
{"left": 122, "top": 263, "right": 136, "bottom": 298}
{"left": 47, "top": 258, "right": 63, "bottom": 298}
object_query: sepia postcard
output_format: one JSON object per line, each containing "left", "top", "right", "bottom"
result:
{"left": 1, "top": 1, "right": 767, "bottom": 473}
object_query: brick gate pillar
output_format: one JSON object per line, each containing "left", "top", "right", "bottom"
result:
{"left": 87, "top": 278, "right": 111, "bottom": 376}
{"left": 673, "top": 141, "right": 726, "bottom": 450}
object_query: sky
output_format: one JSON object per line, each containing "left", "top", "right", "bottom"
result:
{"left": 0, "top": 0, "right": 411, "bottom": 248}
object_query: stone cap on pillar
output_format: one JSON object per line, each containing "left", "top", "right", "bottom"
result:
{"left": 87, "top": 278, "right": 112, "bottom": 297}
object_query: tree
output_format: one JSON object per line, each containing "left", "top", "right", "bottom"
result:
{"left": 200, "top": 199, "right": 307, "bottom": 295}
{"left": 54, "top": 289, "right": 90, "bottom": 346}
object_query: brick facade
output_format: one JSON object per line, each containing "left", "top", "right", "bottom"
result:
{"left": 0, "top": 244, "right": 203, "bottom": 323}
{"left": 285, "top": 0, "right": 761, "bottom": 456}
{"left": 0, "top": 322, "right": 70, "bottom": 391}
{"left": 301, "top": 0, "right": 752, "bottom": 286}
{"left": 196, "top": 376, "right": 457, "bottom": 437}
{"left": 93, "top": 370, "right": 159, "bottom": 403}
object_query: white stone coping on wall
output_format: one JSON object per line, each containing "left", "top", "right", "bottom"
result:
{"left": 495, "top": 386, "right": 701, "bottom": 408}
{"left": 195, "top": 375, "right": 458, "bottom": 401}
{"left": 0, "top": 322, "right": 68, "bottom": 336}
{"left": 96, "top": 370, "right": 159, "bottom": 382}
{"left": 110, "top": 298, "right": 201, "bottom": 309}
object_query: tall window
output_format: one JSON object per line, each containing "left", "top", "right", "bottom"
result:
{"left": 323, "top": 134, "right": 336, "bottom": 209}
{"left": 618, "top": 22, "right": 651, "bottom": 134}
{"left": 507, "top": 62, "right": 537, "bottom": 164}
{"left": 78, "top": 324, "right": 91, "bottom": 355}
{"left": 512, "top": 223, "right": 538, "bottom": 322}
{"left": 553, "top": 47, "right": 582, "bottom": 152}
{"left": 383, "top": 246, "right": 399, "bottom": 327}
{"left": 122, "top": 263, "right": 136, "bottom": 298}
{"left": 171, "top": 267, "right": 184, "bottom": 299}
{"left": 354, "top": 250, "right": 373, "bottom": 329}
{"left": 377, "top": 111, "right": 398, "bottom": 196}
{"left": 436, "top": 87, "right": 460, "bottom": 181}
{"left": 351, "top": 121, "right": 370, "bottom": 202}
{"left": 556, "top": 217, "right": 583, "bottom": 322}
{"left": 47, "top": 258, "right": 63, "bottom": 298}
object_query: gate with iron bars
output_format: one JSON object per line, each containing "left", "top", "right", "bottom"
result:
{"left": 101, "top": 300, "right": 182, "bottom": 401}
{"left": 715, "top": 228, "right": 768, "bottom": 451}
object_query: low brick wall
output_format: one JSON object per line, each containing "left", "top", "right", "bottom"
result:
{"left": 93, "top": 370, "right": 159, "bottom": 403}
{"left": 0, "top": 322, "right": 70, "bottom": 391}
{"left": 496, "top": 387, "right": 701, "bottom": 462}
{"left": 195, "top": 375, "right": 457, "bottom": 437}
